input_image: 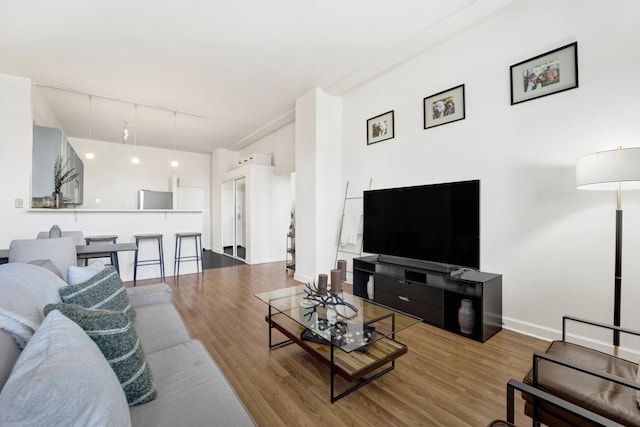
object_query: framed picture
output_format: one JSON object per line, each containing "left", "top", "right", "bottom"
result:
{"left": 366, "top": 110, "right": 394, "bottom": 145}
{"left": 510, "top": 42, "right": 578, "bottom": 105}
{"left": 423, "top": 84, "right": 465, "bottom": 130}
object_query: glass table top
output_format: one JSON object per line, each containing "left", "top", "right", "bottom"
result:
{"left": 255, "top": 285, "right": 422, "bottom": 353}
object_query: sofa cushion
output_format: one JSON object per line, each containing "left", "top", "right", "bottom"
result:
{"left": 0, "top": 310, "right": 131, "bottom": 427}
{"left": 67, "top": 261, "right": 106, "bottom": 285}
{"left": 44, "top": 303, "right": 156, "bottom": 406}
{"left": 129, "top": 339, "right": 255, "bottom": 427}
{"left": 8, "top": 237, "right": 77, "bottom": 282}
{"left": 59, "top": 265, "right": 135, "bottom": 320}
{"left": 0, "top": 329, "right": 20, "bottom": 392}
{"left": 0, "top": 263, "right": 67, "bottom": 348}
{"left": 127, "top": 283, "right": 173, "bottom": 308}
{"left": 27, "top": 259, "right": 63, "bottom": 280}
{"left": 133, "top": 303, "right": 191, "bottom": 354}
{"left": 523, "top": 340, "right": 640, "bottom": 426}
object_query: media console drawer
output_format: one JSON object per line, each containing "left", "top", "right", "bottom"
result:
{"left": 375, "top": 289, "right": 443, "bottom": 327}
{"left": 375, "top": 274, "right": 443, "bottom": 307}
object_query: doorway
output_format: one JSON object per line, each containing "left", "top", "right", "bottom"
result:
{"left": 222, "top": 177, "right": 246, "bottom": 260}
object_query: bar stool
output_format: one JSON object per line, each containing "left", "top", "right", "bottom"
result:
{"left": 84, "top": 235, "right": 118, "bottom": 269}
{"left": 174, "top": 232, "right": 204, "bottom": 277}
{"left": 133, "top": 234, "right": 165, "bottom": 286}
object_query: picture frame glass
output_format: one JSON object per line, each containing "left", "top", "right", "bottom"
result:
{"left": 510, "top": 42, "right": 578, "bottom": 104}
{"left": 367, "top": 110, "right": 394, "bottom": 145}
{"left": 423, "top": 85, "right": 465, "bottom": 130}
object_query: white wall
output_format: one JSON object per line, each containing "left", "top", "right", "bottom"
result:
{"left": 68, "top": 137, "right": 212, "bottom": 248}
{"left": 68, "top": 137, "right": 210, "bottom": 208}
{"left": 32, "top": 89, "right": 63, "bottom": 130}
{"left": 294, "top": 88, "right": 343, "bottom": 283}
{"left": 239, "top": 122, "right": 295, "bottom": 176}
{"left": 0, "top": 73, "right": 33, "bottom": 246}
{"left": 340, "top": 0, "right": 640, "bottom": 343}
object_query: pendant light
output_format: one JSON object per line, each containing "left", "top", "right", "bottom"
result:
{"left": 170, "top": 111, "right": 179, "bottom": 168}
{"left": 123, "top": 121, "right": 129, "bottom": 142}
{"left": 85, "top": 95, "right": 95, "bottom": 159}
{"left": 131, "top": 104, "right": 140, "bottom": 164}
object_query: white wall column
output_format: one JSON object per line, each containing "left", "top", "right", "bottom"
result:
{"left": 294, "top": 87, "right": 343, "bottom": 283}
{"left": 0, "top": 73, "right": 33, "bottom": 246}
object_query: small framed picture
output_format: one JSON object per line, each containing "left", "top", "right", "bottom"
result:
{"left": 510, "top": 42, "right": 578, "bottom": 105}
{"left": 366, "top": 110, "right": 394, "bottom": 145}
{"left": 423, "top": 84, "right": 465, "bottom": 130}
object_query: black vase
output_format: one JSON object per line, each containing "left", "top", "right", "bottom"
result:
{"left": 52, "top": 191, "right": 63, "bottom": 209}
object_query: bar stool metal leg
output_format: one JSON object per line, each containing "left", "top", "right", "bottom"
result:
{"left": 174, "top": 232, "right": 204, "bottom": 278}
{"left": 158, "top": 236, "right": 165, "bottom": 282}
{"left": 175, "top": 235, "right": 181, "bottom": 278}
{"left": 133, "top": 234, "right": 165, "bottom": 286}
{"left": 197, "top": 234, "right": 203, "bottom": 275}
{"left": 133, "top": 237, "right": 140, "bottom": 286}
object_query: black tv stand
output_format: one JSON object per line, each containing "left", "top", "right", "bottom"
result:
{"left": 353, "top": 256, "right": 502, "bottom": 342}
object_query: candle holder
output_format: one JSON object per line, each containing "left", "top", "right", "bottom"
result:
{"left": 337, "top": 259, "right": 347, "bottom": 282}
{"left": 318, "top": 274, "right": 328, "bottom": 295}
{"left": 330, "top": 269, "right": 342, "bottom": 294}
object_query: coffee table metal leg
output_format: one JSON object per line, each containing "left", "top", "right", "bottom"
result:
{"left": 330, "top": 361, "right": 395, "bottom": 402}
{"left": 329, "top": 312, "right": 400, "bottom": 402}
{"left": 329, "top": 339, "right": 396, "bottom": 403}
{"left": 330, "top": 343, "right": 336, "bottom": 402}
{"left": 268, "top": 305, "right": 293, "bottom": 349}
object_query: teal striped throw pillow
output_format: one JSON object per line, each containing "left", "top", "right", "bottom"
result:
{"left": 58, "top": 265, "right": 135, "bottom": 320}
{"left": 43, "top": 304, "right": 156, "bottom": 406}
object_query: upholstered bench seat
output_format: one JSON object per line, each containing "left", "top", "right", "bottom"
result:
{"left": 523, "top": 340, "right": 640, "bottom": 426}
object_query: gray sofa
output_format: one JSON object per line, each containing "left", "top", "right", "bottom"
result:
{"left": 0, "top": 238, "right": 255, "bottom": 426}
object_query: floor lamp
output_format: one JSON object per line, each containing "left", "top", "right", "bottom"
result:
{"left": 576, "top": 146, "right": 640, "bottom": 347}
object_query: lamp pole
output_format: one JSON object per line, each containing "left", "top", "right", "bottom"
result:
{"left": 576, "top": 146, "right": 640, "bottom": 349}
{"left": 614, "top": 184, "right": 622, "bottom": 347}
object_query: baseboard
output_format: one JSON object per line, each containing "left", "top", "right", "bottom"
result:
{"left": 504, "top": 316, "right": 640, "bottom": 359}
{"left": 502, "top": 316, "right": 558, "bottom": 342}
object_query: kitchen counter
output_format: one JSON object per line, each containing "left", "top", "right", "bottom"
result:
{"left": 4, "top": 209, "right": 205, "bottom": 281}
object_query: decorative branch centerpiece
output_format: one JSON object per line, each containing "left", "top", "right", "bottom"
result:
{"left": 52, "top": 155, "right": 79, "bottom": 208}
{"left": 301, "top": 280, "right": 358, "bottom": 323}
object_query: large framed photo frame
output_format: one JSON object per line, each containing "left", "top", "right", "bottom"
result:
{"left": 510, "top": 42, "right": 578, "bottom": 105}
{"left": 366, "top": 110, "right": 394, "bottom": 145}
{"left": 423, "top": 84, "right": 465, "bottom": 130}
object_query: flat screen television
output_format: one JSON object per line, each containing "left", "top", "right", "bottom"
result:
{"left": 363, "top": 180, "right": 480, "bottom": 269}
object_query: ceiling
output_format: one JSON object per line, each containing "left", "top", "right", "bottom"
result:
{"left": 0, "top": 0, "right": 514, "bottom": 154}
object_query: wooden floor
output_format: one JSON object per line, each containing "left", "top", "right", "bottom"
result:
{"left": 131, "top": 262, "right": 549, "bottom": 427}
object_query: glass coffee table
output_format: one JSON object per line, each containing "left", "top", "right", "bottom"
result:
{"left": 255, "top": 285, "right": 422, "bottom": 402}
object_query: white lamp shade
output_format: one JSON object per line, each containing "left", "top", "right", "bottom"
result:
{"left": 576, "top": 147, "right": 640, "bottom": 190}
